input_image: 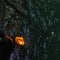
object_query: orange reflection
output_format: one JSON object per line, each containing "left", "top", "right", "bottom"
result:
{"left": 15, "top": 36, "right": 25, "bottom": 46}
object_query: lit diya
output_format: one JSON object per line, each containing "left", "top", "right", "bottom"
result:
{"left": 15, "top": 36, "right": 25, "bottom": 46}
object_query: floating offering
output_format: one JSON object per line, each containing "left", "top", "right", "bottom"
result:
{"left": 15, "top": 36, "right": 25, "bottom": 46}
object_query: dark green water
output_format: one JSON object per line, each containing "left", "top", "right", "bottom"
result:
{"left": 0, "top": 0, "right": 60, "bottom": 60}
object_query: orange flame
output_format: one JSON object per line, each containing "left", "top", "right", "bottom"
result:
{"left": 15, "top": 36, "right": 25, "bottom": 46}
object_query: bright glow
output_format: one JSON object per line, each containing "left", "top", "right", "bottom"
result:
{"left": 15, "top": 36, "right": 25, "bottom": 46}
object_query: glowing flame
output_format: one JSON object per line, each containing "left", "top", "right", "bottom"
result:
{"left": 15, "top": 36, "right": 25, "bottom": 46}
